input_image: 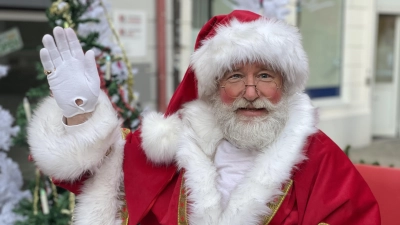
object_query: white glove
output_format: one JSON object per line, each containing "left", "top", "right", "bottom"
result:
{"left": 40, "top": 27, "right": 100, "bottom": 118}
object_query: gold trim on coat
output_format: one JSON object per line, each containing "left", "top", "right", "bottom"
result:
{"left": 263, "top": 179, "right": 293, "bottom": 225}
{"left": 120, "top": 128, "right": 130, "bottom": 225}
{"left": 121, "top": 128, "right": 131, "bottom": 140}
{"left": 178, "top": 175, "right": 189, "bottom": 225}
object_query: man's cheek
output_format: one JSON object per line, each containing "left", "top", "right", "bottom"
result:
{"left": 269, "top": 90, "right": 283, "bottom": 104}
{"left": 219, "top": 90, "right": 235, "bottom": 105}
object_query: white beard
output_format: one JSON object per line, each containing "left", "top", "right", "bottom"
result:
{"left": 210, "top": 94, "right": 289, "bottom": 151}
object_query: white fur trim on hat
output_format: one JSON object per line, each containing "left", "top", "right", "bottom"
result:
{"left": 190, "top": 17, "right": 309, "bottom": 98}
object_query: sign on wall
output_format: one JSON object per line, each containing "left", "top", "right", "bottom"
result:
{"left": 113, "top": 10, "right": 147, "bottom": 57}
{"left": 0, "top": 28, "right": 23, "bottom": 57}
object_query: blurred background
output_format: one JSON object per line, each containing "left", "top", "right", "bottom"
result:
{"left": 0, "top": 0, "right": 400, "bottom": 223}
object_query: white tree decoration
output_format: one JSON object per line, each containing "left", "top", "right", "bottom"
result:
{"left": 223, "top": 0, "right": 290, "bottom": 20}
{"left": 0, "top": 65, "right": 30, "bottom": 225}
{"left": 0, "top": 65, "right": 9, "bottom": 79}
{"left": 0, "top": 106, "right": 20, "bottom": 151}
{"left": 0, "top": 67, "right": 18, "bottom": 151}
{"left": 0, "top": 108, "right": 30, "bottom": 224}
{"left": 0, "top": 152, "right": 32, "bottom": 225}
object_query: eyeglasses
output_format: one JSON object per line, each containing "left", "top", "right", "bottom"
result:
{"left": 220, "top": 77, "right": 280, "bottom": 99}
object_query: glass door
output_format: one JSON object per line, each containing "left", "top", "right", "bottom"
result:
{"left": 372, "top": 15, "right": 400, "bottom": 137}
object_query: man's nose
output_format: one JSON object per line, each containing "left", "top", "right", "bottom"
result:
{"left": 243, "top": 81, "right": 259, "bottom": 101}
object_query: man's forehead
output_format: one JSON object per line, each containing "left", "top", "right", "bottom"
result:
{"left": 228, "top": 62, "right": 277, "bottom": 72}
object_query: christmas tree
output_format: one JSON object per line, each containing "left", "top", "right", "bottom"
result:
{"left": 13, "top": 0, "right": 141, "bottom": 224}
{"left": 13, "top": 171, "right": 74, "bottom": 225}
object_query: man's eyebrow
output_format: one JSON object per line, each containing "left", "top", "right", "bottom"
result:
{"left": 260, "top": 66, "right": 274, "bottom": 71}
{"left": 228, "top": 65, "right": 274, "bottom": 72}
{"left": 230, "top": 66, "right": 243, "bottom": 72}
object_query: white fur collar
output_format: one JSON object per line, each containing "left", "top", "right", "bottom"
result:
{"left": 141, "top": 93, "right": 317, "bottom": 225}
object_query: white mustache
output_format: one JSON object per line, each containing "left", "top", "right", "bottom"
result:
{"left": 231, "top": 97, "right": 278, "bottom": 112}
{"left": 210, "top": 94, "right": 289, "bottom": 150}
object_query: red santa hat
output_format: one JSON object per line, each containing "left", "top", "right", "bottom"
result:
{"left": 165, "top": 10, "right": 308, "bottom": 116}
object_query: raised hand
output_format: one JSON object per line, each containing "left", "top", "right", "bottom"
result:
{"left": 40, "top": 27, "right": 100, "bottom": 118}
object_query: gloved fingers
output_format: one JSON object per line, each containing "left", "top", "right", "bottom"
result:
{"left": 42, "top": 34, "right": 63, "bottom": 68}
{"left": 40, "top": 48, "right": 55, "bottom": 74}
{"left": 53, "top": 27, "right": 72, "bottom": 61}
{"left": 65, "top": 28, "right": 84, "bottom": 60}
{"left": 84, "top": 50, "right": 100, "bottom": 92}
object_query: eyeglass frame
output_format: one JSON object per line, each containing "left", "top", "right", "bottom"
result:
{"left": 220, "top": 77, "right": 282, "bottom": 99}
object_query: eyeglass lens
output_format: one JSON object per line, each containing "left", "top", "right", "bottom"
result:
{"left": 223, "top": 80, "right": 278, "bottom": 98}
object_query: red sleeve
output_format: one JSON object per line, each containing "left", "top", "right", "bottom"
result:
{"left": 123, "top": 131, "right": 177, "bottom": 225}
{"left": 29, "top": 153, "right": 89, "bottom": 195}
{"left": 294, "top": 131, "right": 380, "bottom": 225}
{"left": 52, "top": 173, "right": 90, "bottom": 195}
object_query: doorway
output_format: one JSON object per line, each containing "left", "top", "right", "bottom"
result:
{"left": 372, "top": 15, "right": 400, "bottom": 137}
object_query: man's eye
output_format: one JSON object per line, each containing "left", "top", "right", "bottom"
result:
{"left": 227, "top": 74, "right": 243, "bottom": 80}
{"left": 258, "top": 73, "right": 273, "bottom": 80}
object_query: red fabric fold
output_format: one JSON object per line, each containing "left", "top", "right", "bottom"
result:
{"left": 123, "top": 131, "right": 177, "bottom": 224}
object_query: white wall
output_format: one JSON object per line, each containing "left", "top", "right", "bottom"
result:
{"left": 165, "top": 0, "right": 175, "bottom": 102}
{"left": 286, "top": 0, "right": 297, "bottom": 26}
{"left": 377, "top": 0, "right": 400, "bottom": 13}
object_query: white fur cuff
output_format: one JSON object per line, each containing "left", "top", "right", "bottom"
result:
{"left": 28, "top": 91, "right": 121, "bottom": 181}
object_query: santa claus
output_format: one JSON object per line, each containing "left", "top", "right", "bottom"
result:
{"left": 28, "top": 10, "right": 380, "bottom": 225}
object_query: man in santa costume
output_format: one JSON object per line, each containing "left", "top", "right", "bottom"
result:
{"left": 28, "top": 10, "right": 380, "bottom": 225}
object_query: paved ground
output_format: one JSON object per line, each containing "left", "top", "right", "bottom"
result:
{"left": 349, "top": 137, "right": 400, "bottom": 168}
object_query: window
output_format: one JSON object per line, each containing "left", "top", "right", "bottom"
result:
{"left": 297, "top": 0, "right": 344, "bottom": 98}
{"left": 0, "top": 20, "right": 50, "bottom": 96}
{"left": 375, "top": 15, "right": 396, "bottom": 83}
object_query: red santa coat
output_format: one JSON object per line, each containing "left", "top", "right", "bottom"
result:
{"left": 54, "top": 93, "right": 380, "bottom": 225}
{"left": 122, "top": 132, "right": 380, "bottom": 225}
